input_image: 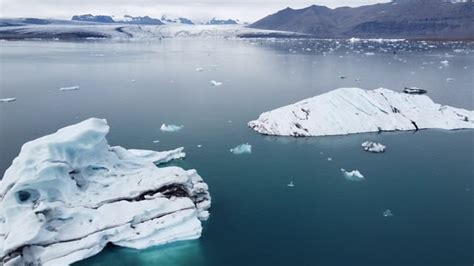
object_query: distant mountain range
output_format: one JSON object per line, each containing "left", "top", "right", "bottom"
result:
{"left": 251, "top": 0, "right": 474, "bottom": 39}
{"left": 70, "top": 14, "right": 239, "bottom": 26}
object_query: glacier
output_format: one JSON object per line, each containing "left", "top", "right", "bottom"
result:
{"left": 0, "top": 24, "right": 305, "bottom": 41}
{"left": 248, "top": 88, "right": 473, "bottom": 137}
{"left": 0, "top": 118, "right": 211, "bottom": 265}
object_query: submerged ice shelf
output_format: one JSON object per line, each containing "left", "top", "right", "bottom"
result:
{"left": 248, "top": 88, "right": 474, "bottom": 137}
{"left": 0, "top": 118, "right": 211, "bottom": 265}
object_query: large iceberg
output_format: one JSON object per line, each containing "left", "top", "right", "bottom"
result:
{"left": 248, "top": 88, "right": 473, "bottom": 137}
{"left": 0, "top": 118, "right": 211, "bottom": 265}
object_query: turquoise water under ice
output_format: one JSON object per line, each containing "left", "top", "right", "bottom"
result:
{"left": 0, "top": 39, "right": 473, "bottom": 265}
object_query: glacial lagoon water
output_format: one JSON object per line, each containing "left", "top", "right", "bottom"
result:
{"left": 0, "top": 39, "right": 473, "bottom": 265}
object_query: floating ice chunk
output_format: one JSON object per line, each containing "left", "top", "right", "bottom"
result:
{"left": 440, "top": 60, "right": 449, "bottom": 67}
{"left": 365, "top": 52, "right": 375, "bottom": 56}
{"left": 403, "top": 87, "right": 427, "bottom": 94}
{"left": 248, "top": 87, "right": 474, "bottom": 137}
{"left": 197, "top": 144, "right": 203, "bottom": 148}
{"left": 362, "top": 141, "right": 386, "bottom": 153}
{"left": 327, "top": 157, "right": 332, "bottom": 161}
{"left": 383, "top": 209, "right": 394, "bottom": 217}
{"left": 341, "top": 168, "right": 365, "bottom": 181}
{"left": 287, "top": 181, "right": 295, "bottom": 187}
{"left": 210, "top": 80, "right": 223, "bottom": 86}
{"left": 446, "top": 78, "right": 455, "bottom": 82}
{"left": 0, "top": 118, "right": 210, "bottom": 265}
{"left": 160, "top": 124, "right": 183, "bottom": 132}
{"left": 0, "top": 98, "right": 16, "bottom": 103}
{"left": 153, "top": 140, "right": 160, "bottom": 143}
{"left": 230, "top": 143, "right": 252, "bottom": 155}
{"left": 195, "top": 68, "right": 204, "bottom": 72}
{"left": 131, "top": 79, "right": 136, "bottom": 82}
{"left": 349, "top": 37, "right": 361, "bottom": 43}
{"left": 59, "top": 85, "right": 80, "bottom": 91}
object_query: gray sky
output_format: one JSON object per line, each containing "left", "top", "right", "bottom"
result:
{"left": 0, "top": 0, "right": 391, "bottom": 22}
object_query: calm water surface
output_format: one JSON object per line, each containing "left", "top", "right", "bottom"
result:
{"left": 0, "top": 39, "right": 473, "bottom": 266}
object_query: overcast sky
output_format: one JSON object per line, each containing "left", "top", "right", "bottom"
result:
{"left": 0, "top": 0, "right": 391, "bottom": 22}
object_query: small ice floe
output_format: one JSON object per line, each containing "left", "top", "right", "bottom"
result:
{"left": 228, "top": 120, "right": 232, "bottom": 123}
{"left": 383, "top": 209, "right": 394, "bottom": 217}
{"left": 59, "top": 85, "right": 80, "bottom": 91}
{"left": 153, "top": 140, "right": 160, "bottom": 143}
{"left": 446, "top": 78, "right": 455, "bottom": 82}
{"left": 210, "top": 80, "right": 223, "bottom": 86}
{"left": 196, "top": 68, "right": 204, "bottom": 72}
{"left": 440, "top": 60, "right": 449, "bottom": 67}
{"left": 0, "top": 97, "right": 16, "bottom": 103}
{"left": 365, "top": 52, "right": 375, "bottom": 56}
{"left": 403, "top": 87, "right": 427, "bottom": 95}
{"left": 230, "top": 143, "right": 252, "bottom": 155}
{"left": 287, "top": 181, "right": 295, "bottom": 187}
{"left": 160, "top": 124, "right": 183, "bottom": 132}
{"left": 131, "top": 79, "right": 136, "bottom": 82}
{"left": 341, "top": 168, "right": 365, "bottom": 181}
{"left": 327, "top": 157, "right": 332, "bottom": 161}
{"left": 339, "top": 75, "right": 347, "bottom": 79}
{"left": 197, "top": 144, "right": 203, "bottom": 148}
{"left": 362, "top": 141, "right": 386, "bottom": 153}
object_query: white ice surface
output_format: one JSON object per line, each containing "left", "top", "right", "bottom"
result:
{"left": 248, "top": 88, "right": 473, "bottom": 137}
{"left": 0, "top": 118, "right": 210, "bottom": 265}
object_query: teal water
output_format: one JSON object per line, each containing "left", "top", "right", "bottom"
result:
{"left": 0, "top": 39, "right": 473, "bottom": 265}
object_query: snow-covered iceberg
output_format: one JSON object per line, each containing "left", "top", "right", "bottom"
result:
{"left": 248, "top": 88, "right": 473, "bottom": 137}
{"left": 0, "top": 118, "right": 211, "bottom": 265}
{"left": 362, "top": 141, "right": 386, "bottom": 153}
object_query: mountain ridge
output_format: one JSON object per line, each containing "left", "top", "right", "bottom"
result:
{"left": 250, "top": 0, "right": 474, "bottom": 39}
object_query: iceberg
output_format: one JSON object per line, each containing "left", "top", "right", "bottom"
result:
{"left": 59, "top": 86, "right": 80, "bottom": 91}
{"left": 403, "top": 87, "right": 427, "bottom": 95}
{"left": 210, "top": 80, "right": 223, "bottom": 87}
{"left": 248, "top": 88, "right": 473, "bottom": 137}
{"left": 160, "top": 124, "right": 183, "bottom": 132}
{"left": 383, "top": 209, "right": 394, "bottom": 217}
{"left": 230, "top": 143, "right": 252, "bottom": 155}
{"left": 362, "top": 141, "right": 386, "bottom": 153}
{"left": 341, "top": 168, "right": 365, "bottom": 181}
{"left": 0, "top": 98, "right": 16, "bottom": 103}
{"left": 0, "top": 118, "right": 211, "bottom": 265}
